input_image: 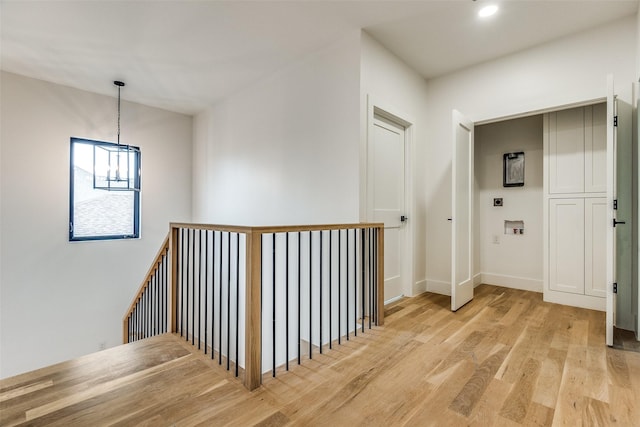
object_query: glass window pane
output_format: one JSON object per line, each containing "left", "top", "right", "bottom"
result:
{"left": 70, "top": 138, "right": 140, "bottom": 241}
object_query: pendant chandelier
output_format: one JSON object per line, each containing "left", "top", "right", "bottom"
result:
{"left": 93, "top": 80, "right": 141, "bottom": 191}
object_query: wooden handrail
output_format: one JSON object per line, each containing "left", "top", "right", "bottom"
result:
{"left": 170, "top": 222, "right": 384, "bottom": 234}
{"left": 122, "top": 233, "right": 170, "bottom": 343}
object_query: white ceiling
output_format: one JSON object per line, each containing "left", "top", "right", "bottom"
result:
{"left": 1, "top": 1, "right": 637, "bottom": 115}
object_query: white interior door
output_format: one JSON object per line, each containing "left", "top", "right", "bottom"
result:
{"left": 451, "top": 110, "right": 474, "bottom": 311}
{"left": 606, "top": 75, "right": 616, "bottom": 346}
{"left": 371, "top": 114, "right": 406, "bottom": 303}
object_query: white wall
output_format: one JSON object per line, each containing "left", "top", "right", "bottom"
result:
{"left": 192, "top": 31, "right": 361, "bottom": 226}
{"left": 475, "top": 116, "right": 543, "bottom": 292}
{"left": 425, "top": 16, "right": 637, "bottom": 292}
{"left": 360, "top": 32, "right": 430, "bottom": 295}
{"left": 0, "top": 72, "right": 192, "bottom": 378}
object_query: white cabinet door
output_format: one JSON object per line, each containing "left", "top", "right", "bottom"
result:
{"left": 549, "top": 108, "right": 585, "bottom": 194}
{"left": 585, "top": 198, "right": 607, "bottom": 297}
{"left": 549, "top": 198, "right": 585, "bottom": 294}
{"left": 585, "top": 104, "right": 607, "bottom": 193}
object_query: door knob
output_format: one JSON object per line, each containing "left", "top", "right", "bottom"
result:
{"left": 613, "top": 219, "right": 626, "bottom": 227}
{"left": 401, "top": 215, "right": 408, "bottom": 222}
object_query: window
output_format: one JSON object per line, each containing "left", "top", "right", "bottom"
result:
{"left": 69, "top": 137, "right": 141, "bottom": 241}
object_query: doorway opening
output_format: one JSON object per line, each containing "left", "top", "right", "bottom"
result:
{"left": 469, "top": 95, "right": 634, "bottom": 347}
{"left": 474, "top": 115, "right": 544, "bottom": 295}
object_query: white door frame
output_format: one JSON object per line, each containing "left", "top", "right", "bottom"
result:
{"left": 635, "top": 81, "right": 640, "bottom": 341}
{"left": 364, "top": 95, "right": 415, "bottom": 299}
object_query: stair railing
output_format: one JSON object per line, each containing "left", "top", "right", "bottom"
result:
{"left": 124, "top": 222, "right": 384, "bottom": 391}
{"left": 122, "top": 234, "right": 170, "bottom": 344}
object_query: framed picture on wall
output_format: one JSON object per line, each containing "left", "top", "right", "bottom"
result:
{"left": 503, "top": 152, "right": 525, "bottom": 187}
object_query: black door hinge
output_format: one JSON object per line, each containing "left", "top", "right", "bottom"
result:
{"left": 614, "top": 116, "right": 618, "bottom": 127}
{"left": 613, "top": 283, "right": 618, "bottom": 294}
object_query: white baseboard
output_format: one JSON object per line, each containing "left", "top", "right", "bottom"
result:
{"left": 425, "top": 274, "right": 542, "bottom": 296}
{"left": 543, "top": 290, "right": 605, "bottom": 312}
{"left": 426, "top": 279, "right": 450, "bottom": 296}
{"left": 473, "top": 273, "right": 482, "bottom": 287}
{"left": 480, "top": 273, "right": 543, "bottom": 293}
{"left": 385, "top": 295, "right": 405, "bottom": 305}
{"left": 412, "top": 279, "right": 427, "bottom": 296}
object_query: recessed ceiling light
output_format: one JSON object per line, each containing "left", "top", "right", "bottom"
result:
{"left": 478, "top": 4, "right": 499, "bottom": 18}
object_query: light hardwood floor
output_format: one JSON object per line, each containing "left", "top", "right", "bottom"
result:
{"left": 2, "top": 284, "right": 639, "bottom": 426}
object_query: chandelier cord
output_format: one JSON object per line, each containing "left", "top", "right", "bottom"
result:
{"left": 117, "top": 84, "right": 121, "bottom": 146}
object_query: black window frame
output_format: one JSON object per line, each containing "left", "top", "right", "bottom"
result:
{"left": 69, "top": 137, "right": 141, "bottom": 241}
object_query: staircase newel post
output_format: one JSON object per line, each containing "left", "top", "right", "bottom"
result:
{"left": 376, "top": 226, "right": 385, "bottom": 326}
{"left": 122, "top": 316, "right": 129, "bottom": 344}
{"left": 244, "top": 229, "right": 262, "bottom": 390}
{"left": 170, "top": 225, "right": 180, "bottom": 333}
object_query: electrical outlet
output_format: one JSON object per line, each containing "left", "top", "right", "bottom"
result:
{"left": 492, "top": 235, "right": 500, "bottom": 244}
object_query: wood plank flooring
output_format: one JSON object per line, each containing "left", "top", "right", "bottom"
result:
{"left": 614, "top": 327, "right": 640, "bottom": 353}
{"left": 2, "top": 284, "right": 639, "bottom": 426}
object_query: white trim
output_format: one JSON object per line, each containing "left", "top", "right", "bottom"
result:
{"left": 413, "top": 279, "right": 427, "bottom": 295}
{"left": 473, "top": 273, "right": 482, "bottom": 287}
{"left": 475, "top": 97, "right": 607, "bottom": 126}
{"left": 635, "top": 81, "right": 640, "bottom": 341}
{"left": 384, "top": 295, "right": 405, "bottom": 305}
{"left": 365, "top": 95, "right": 416, "bottom": 299}
{"left": 426, "top": 278, "right": 451, "bottom": 296}
{"left": 544, "top": 290, "right": 605, "bottom": 312}
{"left": 480, "top": 273, "right": 543, "bottom": 293}
{"left": 543, "top": 113, "right": 550, "bottom": 312}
